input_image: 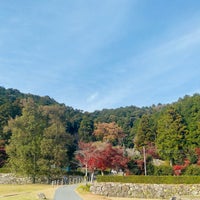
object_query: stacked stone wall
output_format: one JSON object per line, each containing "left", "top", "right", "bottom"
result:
{"left": 0, "top": 173, "right": 32, "bottom": 184}
{"left": 90, "top": 182, "right": 200, "bottom": 199}
{"left": 0, "top": 173, "right": 84, "bottom": 185}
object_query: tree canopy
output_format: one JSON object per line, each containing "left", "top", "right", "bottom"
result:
{"left": 0, "top": 87, "right": 200, "bottom": 177}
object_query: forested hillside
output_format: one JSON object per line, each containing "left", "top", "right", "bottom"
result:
{"left": 0, "top": 86, "right": 200, "bottom": 180}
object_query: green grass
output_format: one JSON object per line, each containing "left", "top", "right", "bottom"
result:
{"left": 0, "top": 184, "right": 56, "bottom": 200}
{"left": 97, "top": 175, "right": 200, "bottom": 184}
{"left": 77, "top": 183, "right": 91, "bottom": 193}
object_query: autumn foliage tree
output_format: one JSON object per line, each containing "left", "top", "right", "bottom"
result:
{"left": 75, "top": 141, "right": 129, "bottom": 181}
{"left": 94, "top": 142, "right": 129, "bottom": 174}
{"left": 108, "top": 145, "right": 129, "bottom": 172}
{"left": 93, "top": 122, "right": 125, "bottom": 145}
{"left": 75, "top": 142, "right": 97, "bottom": 177}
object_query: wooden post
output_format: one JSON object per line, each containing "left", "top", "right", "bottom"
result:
{"left": 143, "top": 146, "right": 147, "bottom": 176}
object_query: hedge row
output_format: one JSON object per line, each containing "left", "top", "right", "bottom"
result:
{"left": 97, "top": 175, "right": 200, "bottom": 184}
{"left": 0, "top": 167, "right": 11, "bottom": 173}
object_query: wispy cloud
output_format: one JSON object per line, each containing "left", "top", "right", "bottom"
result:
{"left": 86, "top": 92, "right": 99, "bottom": 103}
{"left": 83, "top": 22, "right": 200, "bottom": 110}
{"left": 0, "top": 1, "right": 200, "bottom": 111}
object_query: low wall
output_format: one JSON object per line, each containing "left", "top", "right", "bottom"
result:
{"left": 0, "top": 173, "right": 32, "bottom": 184}
{"left": 90, "top": 182, "right": 200, "bottom": 199}
{"left": 0, "top": 173, "right": 84, "bottom": 185}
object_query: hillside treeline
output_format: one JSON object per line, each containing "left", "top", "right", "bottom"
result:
{"left": 0, "top": 86, "right": 200, "bottom": 180}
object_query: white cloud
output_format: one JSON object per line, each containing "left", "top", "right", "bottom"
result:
{"left": 86, "top": 92, "right": 99, "bottom": 103}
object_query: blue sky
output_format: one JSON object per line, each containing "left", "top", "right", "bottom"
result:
{"left": 0, "top": 0, "right": 200, "bottom": 112}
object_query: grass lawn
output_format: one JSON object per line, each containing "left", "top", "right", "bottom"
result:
{"left": 0, "top": 184, "right": 57, "bottom": 200}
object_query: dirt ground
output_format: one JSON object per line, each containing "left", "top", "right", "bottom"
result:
{"left": 77, "top": 193, "right": 164, "bottom": 200}
{"left": 76, "top": 191, "right": 200, "bottom": 200}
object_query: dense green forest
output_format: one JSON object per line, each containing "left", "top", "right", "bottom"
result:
{"left": 0, "top": 86, "right": 200, "bottom": 181}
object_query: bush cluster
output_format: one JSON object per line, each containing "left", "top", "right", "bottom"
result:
{"left": 153, "top": 165, "right": 173, "bottom": 176}
{"left": 184, "top": 165, "right": 200, "bottom": 176}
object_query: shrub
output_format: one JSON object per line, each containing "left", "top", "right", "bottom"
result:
{"left": 127, "top": 160, "right": 142, "bottom": 175}
{"left": 147, "top": 163, "right": 154, "bottom": 175}
{"left": 173, "top": 165, "right": 183, "bottom": 176}
{"left": 184, "top": 165, "right": 200, "bottom": 176}
{"left": 153, "top": 165, "right": 173, "bottom": 176}
{"left": 0, "top": 166, "right": 11, "bottom": 173}
{"left": 77, "top": 183, "right": 91, "bottom": 192}
{"left": 189, "top": 154, "right": 198, "bottom": 164}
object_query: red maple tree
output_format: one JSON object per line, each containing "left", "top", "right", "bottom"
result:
{"left": 75, "top": 142, "right": 129, "bottom": 180}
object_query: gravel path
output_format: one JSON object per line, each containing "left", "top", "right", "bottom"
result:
{"left": 54, "top": 184, "right": 82, "bottom": 200}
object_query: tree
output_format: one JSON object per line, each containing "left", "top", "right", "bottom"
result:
{"left": 93, "top": 122, "right": 125, "bottom": 145}
{"left": 94, "top": 143, "right": 112, "bottom": 175}
{"left": 39, "top": 105, "right": 73, "bottom": 180}
{"left": 78, "top": 116, "right": 94, "bottom": 142}
{"left": 0, "top": 101, "right": 21, "bottom": 144}
{"left": 75, "top": 142, "right": 97, "bottom": 180}
{"left": 134, "top": 114, "right": 155, "bottom": 149}
{"left": 109, "top": 145, "right": 129, "bottom": 172}
{"left": 174, "top": 94, "right": 200, "bottom": 155}
{"left": 156, "top": 107, "right": 188, "bottom": 165}
{"left": 127, "top": 159, "right": 142, "bottom": 175}
{"left": 75, "top": 141, "right": 129, "bottom": 181}
{"left": 5, "top": 98, "right": 45, "bottom": 183}
{"left": 186, "top": 111, "right": 200, "bottom": 151}
{"left": 0, "top": 147, "right": 7, "bottom": 167}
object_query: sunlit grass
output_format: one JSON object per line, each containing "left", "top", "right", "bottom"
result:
{"left": 0, "top": 184, "right": 56, "bottom": 200}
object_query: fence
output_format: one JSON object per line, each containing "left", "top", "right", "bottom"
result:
{"left": 51, "top": 176, "right": 84, "bottom": 187}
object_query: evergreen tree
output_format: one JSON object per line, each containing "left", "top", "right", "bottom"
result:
{"left": 78, "top": 116, "right": 94, "bottom": 142}
{"left": 134, "top": 114, "right": 155, "bottom": 149}
{"left": 177, "top": 95, "right": 200, "bottom": 152}
{"left": 156, "top": 107, "right": 188, "bottom": 165}
{"left": 0, "top": 100, "right": 21, "bottom": 145}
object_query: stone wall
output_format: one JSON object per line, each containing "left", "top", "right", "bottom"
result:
{"left": 0, "top": 173, "right": 84, "bottom": 185}
{"left": 0, "top": 173, "right": 32, "bottom": 184}
{"left": 90, "top": 182, "right": 200, "bottom": 199}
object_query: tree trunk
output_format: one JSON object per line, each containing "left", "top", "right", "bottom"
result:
{"left": 90, "top": 171, "right": 94, "bottom": 182}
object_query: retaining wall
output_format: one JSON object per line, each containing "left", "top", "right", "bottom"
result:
{"left": 0, "top": 173, "right": 31, "bottom": 184}
{"left": 0, "top": 173, "right": 84, "bottom": 185}
{"left": 90, "top": 182, "right": 200, "bottom": 199}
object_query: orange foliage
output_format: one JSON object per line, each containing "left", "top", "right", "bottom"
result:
{"left": 93, "top": 122, "right": 125, "bottom": 144}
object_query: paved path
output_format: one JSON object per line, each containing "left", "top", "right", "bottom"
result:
{"left": 54, "top": 184, "right": 83, "bottom": 200}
